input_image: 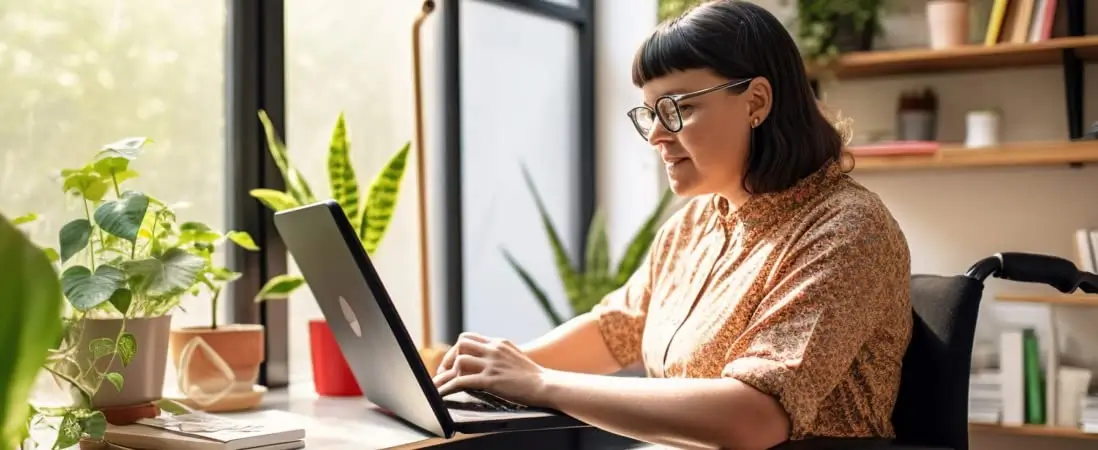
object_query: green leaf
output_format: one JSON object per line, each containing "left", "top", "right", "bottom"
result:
{"left": 88, "top": 337, "right": 115, "bottom": 360}
{"left": 108, "top": 288, "right": 133, "bottom": 316}
{"left": 327, "top": 112, "right": 361, "bottom": 225}
{"left": 43, "top": 248, "right": 60, "bottom": 263}
{"left": 614, "top": 189, "right": 675, "bottom": 285}
{"left": 254, "top": 274, "right": 306, "bottom": 302}
{"left": 61, "top": 265, "right": 126, "bottom": 311}
{"left": 179, "top": 222, "right": 222, "bottom": 245}
{"left": 155, "top": 399, "right": 191, "bottom": 415}
{"left": 226, "top": 231, "right": 259, "bottom": 251}
{"left": 59, "top": 218, "right": 92, "bottom": 263}
{"left": 104, "top": 372, "right": 124, "bottom": 392}
{"left": 60, "top": 166, "right": 110, "bottom": 202}
{"left": 0, "top": 214, "right": 64, "bottom": 450}
{"left": 53, "top": 414, "right": 82, "bottom": 450}
{"left": 91, "top": 155, "right": 130, "bottom": 180}
{"left": 582, "top": 209, "right": 611, "bottom": 288}
{"left": 249, "top": 188, "right": 299, "bottom": 212}
{"left": 360, "top": 142, "right": 410, "bottom": 254}
{"left": 501, "top": 249, "right": 565, "bottom": 326}
{"left": 117, "top": 333, "right": 137, "bottom": 367}
{"left": 121, "top": 248, "right": 205, "bottom": 298}
{"left": 519, "top": 164, "right": 581, "bottom": 304}
{"left": 93, "top": 191, "right": 150, "bottom": 243}
{"left": 209, "top": 266, "right": 243, "bottom": 283}
{"left": 12, "top": 213, "right": 37, "bottom": 225}
{"left": 70, "top": 409, "right": 107, "bottom": 441}
{"left": 257, "top": 110, "right": 315, "bottom": 204}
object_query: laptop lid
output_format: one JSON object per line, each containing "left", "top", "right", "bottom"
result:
{"left": 272, "top": 200, "right": 456, "bottom": 438}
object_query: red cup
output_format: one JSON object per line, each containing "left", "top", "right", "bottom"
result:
{"left": 308, "top": 319, "right": 362, "bottom": 396}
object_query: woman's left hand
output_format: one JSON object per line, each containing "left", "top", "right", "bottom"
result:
{"left": 432, "top": 332, "right": 548, "bottom": 406}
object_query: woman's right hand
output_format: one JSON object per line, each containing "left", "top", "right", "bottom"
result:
{"left": 438, "top": 312, "right": 623, "bottom": 377}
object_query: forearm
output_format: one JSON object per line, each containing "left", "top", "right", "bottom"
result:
{"left": 519, "top": 312, "right": 622, "bottom": 375}
{"left": 537, "top": 371, "right": 789, "bottom": 450}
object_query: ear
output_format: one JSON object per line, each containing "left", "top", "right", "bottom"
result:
{"left": 744, "top": 77, "right": 773, "bottom": 126}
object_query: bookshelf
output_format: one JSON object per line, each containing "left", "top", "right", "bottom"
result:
{"left": 851, "top": 141, "right": 1098, "bottom": 172}
{"left": 805, "top": 36, "right": 1098, "bottom": 79}
{"left": 997, "top": 293, "right": 1098, "bottom": 306}
{"left": 970, "top": 423, "right": 1098, "bottom": 440}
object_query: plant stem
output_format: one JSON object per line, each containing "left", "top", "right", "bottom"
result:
{"left": 82, "top": 200, "right": 96, "bottom": 272}
{"left": 210, "top": 288, "right": 221, "bottom": 329}
{"left": 111, "top": 174, "right": 121, "bottom": 197}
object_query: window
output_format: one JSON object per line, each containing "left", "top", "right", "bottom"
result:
{"left": 284, "top": 0, "right": 424, "bottom": 383}
{"left": 0, "top": 0, "right": 226, "bottom": 387}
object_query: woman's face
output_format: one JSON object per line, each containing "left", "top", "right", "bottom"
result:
{"left": 637, "top": 68, "right": 770, "bottom": 201}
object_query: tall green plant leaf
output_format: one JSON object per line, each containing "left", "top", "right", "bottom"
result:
{"left": 578, "top": 210, "right": 610, "bottom": 314}
{"left": 614, "top": 189, "right": 674, "bottom": 285}
{"left": 254, "top": 274, "right": 306, "bottom": 302}
{"left": 0, "top": 213, "right": 64, "bottom": 450}
{"left": 501, "top": 249, "right": 565, "bottom": 326}
{"left": 326, "top": 113, "right": 361, "bottom": 224}
{"left": 257, "top": 110, "right": 316, "bottom": 205}
{"left": 519, "top": 165, "right": 580, "bottom": 302}
{"left": 360, "top": 142, "right": 410, "bottom": 254}
{"left": 59, "top": 219, "right": 92, "bottom": 263}
{"left": 249, "top": 188, "right": 299, "bottom": 212}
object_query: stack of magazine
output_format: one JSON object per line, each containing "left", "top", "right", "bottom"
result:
{"left": 105, "top": 411, "right": 305, "bottom": 450}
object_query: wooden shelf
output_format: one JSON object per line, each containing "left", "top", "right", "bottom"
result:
{"left": 851, "top": 141, "right": 1098, "bottom": 172}
{"left": 807, "top": 36, "right": 1098, "bottom": 79}
{"left": 970, "top": 423, "right": 1098, "bottom": 440}
{"left": 996, "top": 292, "right": 1098, "bottom": 306}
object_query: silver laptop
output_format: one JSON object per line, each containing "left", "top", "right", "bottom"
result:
{"left": 273, "top": 200, "right": 586, "bottom": 438}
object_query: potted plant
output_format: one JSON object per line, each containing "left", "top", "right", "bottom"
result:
{"left": 16, "top": 137, "right": 245, "bottom": 448}
{"left": 250, "top": 110, "right": 410, "bottom": 396}
{"left": 0, "top": 212, "right": 66, "bottom": 450}
{"left": 502, "top": 165, "right": 675, "bottom": 326}
{"left": 784, "top": 0, "right": 890, "bottom": 75}
{"left": 166, "top": 213, "right": 263, "bottom": 413}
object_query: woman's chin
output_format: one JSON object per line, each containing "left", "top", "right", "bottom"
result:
{"left": 666, "top": 177, "right": 702, "bottom": 197}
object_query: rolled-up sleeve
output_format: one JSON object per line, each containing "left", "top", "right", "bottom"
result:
{"left": 591, "top": 227, "right": 669, "bottom": 369}
{"left": 721, "top": 207, "right": 909, "bottom": 438}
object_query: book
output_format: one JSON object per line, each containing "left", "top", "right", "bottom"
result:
{"left": 105, "top": 411, "right": 305, "bottom": 450}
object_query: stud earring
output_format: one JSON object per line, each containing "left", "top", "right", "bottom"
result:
{"left": 751, "top": 117, "right": 760, "bottom": 128}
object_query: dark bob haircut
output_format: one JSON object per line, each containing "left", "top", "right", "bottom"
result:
{"left": 632, "top": 0, "right": 851, "bottom": 195}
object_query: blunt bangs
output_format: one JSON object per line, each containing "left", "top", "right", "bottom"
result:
{"left": 631, "top": 23, "right": 710, "bottom": 87}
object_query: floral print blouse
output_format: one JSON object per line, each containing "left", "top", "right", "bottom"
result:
{"left": 593, "top": 160, "right": 912, "bottom": 440}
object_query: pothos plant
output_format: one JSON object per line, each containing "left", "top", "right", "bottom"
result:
{"left": 782, "top": 0, "right": 889, "bottom": 70}
{"left": 502, "top": 165, "right": 675, "bottom": 326}
{"left": 250, "top": 110, "right": 410, "bottom": 301}
{"left": 15, "top": 137, "right": 255, "bottom": 449}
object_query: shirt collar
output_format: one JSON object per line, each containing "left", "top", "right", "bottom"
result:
{"left": 712, "top": 159, "right": 845, "bottom": 235}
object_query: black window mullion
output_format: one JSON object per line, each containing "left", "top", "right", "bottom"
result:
{"left": 225, "top": 0, "right": 289, "bottom": 388}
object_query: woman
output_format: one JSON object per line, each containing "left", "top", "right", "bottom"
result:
{"left": 432, "top": 1, "right": 912, "bottom": 449}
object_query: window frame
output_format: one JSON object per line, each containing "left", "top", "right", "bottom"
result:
{"left": 440, "top": 0, "right": 598, "bottom": 342}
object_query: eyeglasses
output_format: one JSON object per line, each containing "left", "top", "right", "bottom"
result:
{"left": 626, "top": 78, "right": 753, "bottom": 140}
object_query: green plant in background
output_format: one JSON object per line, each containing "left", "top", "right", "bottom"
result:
{"left": 503, "top": 166, "right": 675, "bottom": 326}
{"left": 15, "top": 137, "right": 251, "bottom": 448}
{"left": 0, "top": 213, "right": 65, "bottom": 450}
{"left": 783, "top": 0, "right": 888, "bottom": 68}
{"left": 250, "top": 110, "right": 410, "bottom": 302}
{"left": 655, "top": 0, "right": 889, "bottom": 73}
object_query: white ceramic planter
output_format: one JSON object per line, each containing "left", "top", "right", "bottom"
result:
{"left": 73, "top": 315, "right": 173, "bottom": 408}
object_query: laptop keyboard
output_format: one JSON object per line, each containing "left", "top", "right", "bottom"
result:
{"left": 443, "top": 390, "right": 528, "bottom": 413}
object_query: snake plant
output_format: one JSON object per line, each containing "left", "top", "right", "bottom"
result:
{"left": 250, "top": 110, "right": 409, "bottom": 302}
{"left": 503, "top": 166, "right": 675, "bottom": 326}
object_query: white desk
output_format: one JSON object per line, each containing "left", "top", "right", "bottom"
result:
{"left": 223, "top": 387, "right": 485, "bottom": 450}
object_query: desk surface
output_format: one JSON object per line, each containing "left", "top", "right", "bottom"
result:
{"left": 223, "top": 387, "right": 484, "bottom": 450}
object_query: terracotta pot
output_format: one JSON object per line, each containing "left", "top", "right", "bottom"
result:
{"left": 168, "top": 324, "right": 265, "bottom": 408}
{"left": 72, "top": 315, "right": 172, "bottom": 409}
{"left": 927, "top": 0, "right": 969, "bottom": 49}
{"left": 309, "top": 319, "right": 362, "bottom": 396}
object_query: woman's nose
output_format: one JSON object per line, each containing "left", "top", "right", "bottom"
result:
{"left": 646, "top": 121, "right": 672, "bottom": 146}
